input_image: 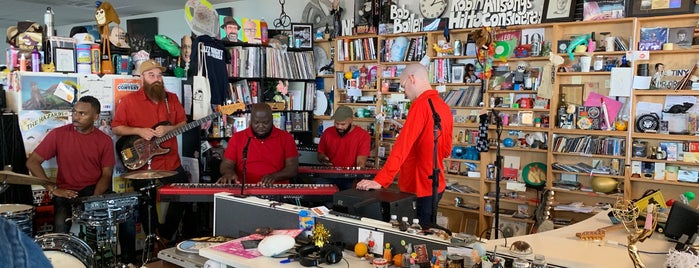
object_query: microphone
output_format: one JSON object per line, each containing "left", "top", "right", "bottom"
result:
{"left": 428, "top": 99, "right": 442, "bottom": 131}
{"left": 240, "top": 137, "right": 252, "bottom": 196}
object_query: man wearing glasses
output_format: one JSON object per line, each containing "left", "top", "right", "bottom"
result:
{"left": 243, "top": 19, "right": 261, "bottom": 44}
{"left": 356, "top": 63, "right": 453, "bottom": 227}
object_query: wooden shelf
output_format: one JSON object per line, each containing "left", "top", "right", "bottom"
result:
{"left": 551, "top": 170, "right": 625, "bottom": 179}
{"left": 488, "top": 146, "right": 547, "bottom": 153}
{"left": 550, "top": 188, "right": 623, "bottom": 199}
{"left": 632, "top": 132, "right": 699, "bottom": 141}
{"left": 633, "top": 89, "right": 699, "bottom": 96}
{"left": 552, "top": 151, "right": 625, "bottom": 159}
{"left": 444, "top": 158, "right": 479, "bottom": 163}
{"left": 493, "top": 107, "right": 549, "bottom": 112}
{"left": 445, "top": 174, "right": 480, "bottom": 181}
{"left": 338, "top": 60, "right": 378, "bottom": 64}
{"left": 380, "top": 61, "right": 419, "bottom": 65}
{"left": 557, "top": 71, "right": 611, "bottom": 76}
{"left": 486, "top": 90, "right": 538, "bottom": 94}
{"left": 488, "top": 125, "right": 548, "bottom": 132}
{"left": 629, "top": 177, "right": 699, "bottom": 187}
{"left": 553, "top": 128, "right": 627, "bottom": 137}
{"left": 629, "top": 157, "right": 699, "bottom": 167}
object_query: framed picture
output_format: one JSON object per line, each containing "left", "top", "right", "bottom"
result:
{"left": 542, "top": 0, "right": 576, "bottom": 22}
{"left": 559, "top": 84, "right": 585, "bottom": 106}
{"left": 291, "top": 23, "right": 313, "bottom": 49}
{"left": 628, "top": 0, "right": 694, "bottom": 17}
{"left": 451, "top": 64, "right": 465, "bottom": 84}
{"left": 54, "top": 47, "right": 75, "bottom": 73}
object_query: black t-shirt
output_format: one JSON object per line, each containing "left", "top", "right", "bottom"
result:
{"left": 191, "top": 35, "right": 231, "bottom": 105}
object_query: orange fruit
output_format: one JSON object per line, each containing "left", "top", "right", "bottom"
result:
{"left": 354, "top": 242, "right": 368, "bottom": 257}
{"left": 393, "top": 253, "right": 403, "bottom": 266}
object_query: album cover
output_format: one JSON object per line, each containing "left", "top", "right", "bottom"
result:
{"left": 668, "top": 27, "right": 693, "bottom": 48}
{"left": 639, "top": 27, "right": 668, "bottom": 51}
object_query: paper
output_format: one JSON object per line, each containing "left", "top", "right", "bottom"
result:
{"left": 77, "top": 75, "right": 114, "bottom": 111}
{"left": 584, "top": 92, "right": 622, "bottom": 129}
{"left": 635, "top": 101, "right": 663, "bottom": 116}
{"left": 633, "top": 76, "right": 652, "bottom": 90}
{"left": 609, "top": 67, "right": 632, "bottom": 96}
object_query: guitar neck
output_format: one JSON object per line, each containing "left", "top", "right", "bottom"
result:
{"left": 155, "top": 112, "right": 221, "bottom": 144}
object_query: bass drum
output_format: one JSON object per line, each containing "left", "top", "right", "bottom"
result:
{"left": 35, "top": 233, "right": 94, "bottom": 268}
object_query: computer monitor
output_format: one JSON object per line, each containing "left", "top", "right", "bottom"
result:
{"left": 663, "top": 202, "right": 699, "bottom": 241}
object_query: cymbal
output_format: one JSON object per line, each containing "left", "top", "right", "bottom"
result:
{"left": 0, "top": 171, "right": 55, "bottom": 186}
{"left": 122, "top": 170, "right": 177, "bottom": 180}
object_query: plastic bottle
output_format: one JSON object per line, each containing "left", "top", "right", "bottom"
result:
{"left": 44, "top": 7, "right": 54, "bottom": 37}
{"left": 31, "top": 49, "right": 40, "bottom": 72}
{"left": 399, "top": 216, "right": 409, "bottom": 231}
{"left": 408, "top": 219, "right": 421, "bottom": 234}
{"left": 587, "top": 32, "right": 596, "bottom": 52}
{"left": 485, "top": 199, "right": 493, "bottom": 214}
{"left": 19, "top": 54, "right": 26, "bottom": 72}
{"left": 259, "top": 18, "right": 268, "bottom": 45}
{"left": 389, "top": 215, "right": 400, "bottom": 229}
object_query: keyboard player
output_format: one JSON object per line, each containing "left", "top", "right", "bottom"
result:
{"left": 316, "top": 106, "right": 372, "bottom": 190}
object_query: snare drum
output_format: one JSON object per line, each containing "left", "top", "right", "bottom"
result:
{"left": 0, "top": 204, "right": 34, "bottom": 237}
{"left": 35, "top": 233, "right": 94, "bottom": 268}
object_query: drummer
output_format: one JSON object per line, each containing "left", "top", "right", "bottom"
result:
{"left": 25, "top": 96, "right": 135, "bottom": 264}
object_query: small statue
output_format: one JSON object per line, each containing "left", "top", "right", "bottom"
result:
{"left": 330, "top": 0, "right": 343, "bottom": 39}
{"left": 505, "top": 61, "right": 529, "bottom": 85}
{"left": 612, "top": 199, "right": 658, "bottom": 268}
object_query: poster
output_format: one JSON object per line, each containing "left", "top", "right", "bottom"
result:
{"left": 19, "top": 73, "right": 77, "bottom": 111}
{"left": 113, "top": 77, "right": 142, "bottom": 110}
{"left": 18, "top": 110, "right": 72, "bottom": 174}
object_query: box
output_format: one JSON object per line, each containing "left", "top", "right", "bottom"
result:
{"left": 654, "top": 162, "right": 666, "bottom": 180}
{"left": 666, "top": 165, "right": 679, "bottom": 181}
{"left": 678, "top": 168, "right": 699, "bottom": 183}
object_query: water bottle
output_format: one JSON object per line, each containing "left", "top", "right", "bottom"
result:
{"left": 44, "top": 7, "right": 54, "bottom": 37}
{"left": 408, "top": 218, "right": 421, "bottom": 234}
{"left": 485, "top": 200, "right": 493, "bottom": 214}
{"left": 531, "top": 254, "right": 547, "bottom": 268}
{"left": 31, "top": 49, "right": 40, "bottom": 72}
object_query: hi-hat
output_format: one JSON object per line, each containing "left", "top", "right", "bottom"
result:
{"left": 0, "top": 171, "right": 55, "bottom": 186}
{"left": 122, "top": 170, "right": 177, "bottom": 180}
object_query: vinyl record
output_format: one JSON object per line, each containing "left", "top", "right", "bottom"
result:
{"left": 494, "top": 41, "right": 510, "bottom": 59}
{"left": 314, "top": 91, "right": 328, "bottom": 116}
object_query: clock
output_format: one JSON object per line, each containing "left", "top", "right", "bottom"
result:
{"left": 420, "top": 0, "right": 448, "bottom": 19}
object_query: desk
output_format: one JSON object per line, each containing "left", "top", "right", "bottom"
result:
{"left": 484, "top": 211, "right": 677, "bottom": 267}
{"left": 199, "top": 248, "right": 373, "bottom": 268}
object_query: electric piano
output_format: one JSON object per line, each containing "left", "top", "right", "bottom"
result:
{"left": 158, "top": 183, "right": 339, "bottom": 202}
{"left": 297, "top": 167, "right": 380, "bottom": 179}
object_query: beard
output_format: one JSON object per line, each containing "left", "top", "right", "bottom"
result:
{"left": 144, "top": 81, "right": 166, "bottom": 102}
{"left": 253, "top": 128, "right": 272, "bottom": 139}
{"left": 335, "top": 124, "right": 351, "bottom": 137}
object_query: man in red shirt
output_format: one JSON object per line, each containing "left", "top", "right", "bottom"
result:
{"left": 356, "top": 63, "right": 453, "bottom": 226}
{"left": 218, "top": 103, "right": 298, "bottom": 185}
{"left": 26, "top": 96, "right": 135, "bottom": 263}
{"left": 112, "top": 60, "right": 189, "bottom": 248}
{"left": 318, "top": 106, "right": 371, "bottom": 167}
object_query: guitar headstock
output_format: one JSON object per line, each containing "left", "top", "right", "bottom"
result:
{"left": 218, "top": 102, "right": 247, "bottom": 115}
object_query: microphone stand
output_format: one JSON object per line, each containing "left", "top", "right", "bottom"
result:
{"left": 239, "top": 137, "right": 252, "bottom": 196}
{"left": 428, "top": 99, "right": 442, "bottom": 225}
{"left": 492, "top": 108, "right": 503, "bottom": 239}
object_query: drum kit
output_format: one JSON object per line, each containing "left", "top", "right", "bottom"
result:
{"left": 0, "top": 169, "right": 176, "bottom": 267}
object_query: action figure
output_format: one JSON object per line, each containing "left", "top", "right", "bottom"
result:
{"left": 330, "top": 0, "right": 343, "bottom": 39}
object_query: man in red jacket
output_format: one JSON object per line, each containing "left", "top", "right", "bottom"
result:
{"left": 356, "top": 63, "right": 453, "bottom": 226}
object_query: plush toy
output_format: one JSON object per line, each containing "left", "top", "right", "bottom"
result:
{"left": 472, "top": 27, "right": 494, "bottom": 80}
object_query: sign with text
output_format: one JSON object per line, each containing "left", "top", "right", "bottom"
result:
{"left": 448, "top": 0, "right": 544, "bottom": 28}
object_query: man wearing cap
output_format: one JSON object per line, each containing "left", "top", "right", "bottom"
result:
{"left": 221, "top": 16, "right": 242, "bottom": 42}
{"left": 112, "top": 59, "right": 190, "bottom": 248}
{"left": 217, "top": 103, "right": 298, "bottom": 185}
{"left": 316, "top": 106, "right": 371, "bottom": 190}
{"left": 356, "top": 63, "right": 453, "bottom": 227}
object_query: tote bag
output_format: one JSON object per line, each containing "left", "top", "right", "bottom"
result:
{"left": 192, "top": 42, "right": 212, "bottom": 120}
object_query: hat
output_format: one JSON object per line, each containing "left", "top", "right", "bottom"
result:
{"left": 220, "top": 16, "right": 239, "bottom": 29}
{"left": 332, "top": 106, "right": 354, "bottom": 121}
{"left": 138, "top": 59, "right": 166, "bottom": 75}
{"left": 109, "top": 26, "right": 129, "bottom": 48}
{"left": 73, "top": 33, "right": 95, "bottom": 44}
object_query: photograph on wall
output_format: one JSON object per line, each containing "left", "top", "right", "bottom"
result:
{"left": 220, "top": 16, "right": 242, "bottom": 42}
{"left": 583, "top": 0, "right": 626, "bottom": 21}
{"left": 20, "top": 74, "right": 77, "bottom": 110}
{"left": 542, "top": 0, "right": 576, "bottom": 22}
{"left": 668, "top": 27, "right": 693, "bottom": 48}
{"left": 291, "top": 23, "right": 313, "bottom": 49}
{"left": 241, "top": 18, "right": 261, "bottom": 44}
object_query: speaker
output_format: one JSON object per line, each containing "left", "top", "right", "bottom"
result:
{"left": 296, "top": 243, "right": 343, "bottom": 267}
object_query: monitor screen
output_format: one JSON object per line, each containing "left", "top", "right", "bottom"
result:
{"left": 663, "top": 202, "right": 699, "bottom": 241}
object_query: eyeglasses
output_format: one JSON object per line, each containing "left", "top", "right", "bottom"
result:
{"left": 244, "top": 28, "right": 256, "bottom": 33}
{"left": 143, "top": 72, "right": 163, "bottom": 79}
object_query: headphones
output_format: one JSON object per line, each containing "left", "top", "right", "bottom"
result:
{"left": 296, "top": 242, "right": 343, "bottom": 267}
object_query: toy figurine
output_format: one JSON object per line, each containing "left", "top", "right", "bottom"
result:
{"left": 330, "top": 0, "right": 343, "bottom": 39}
{"left": 506, "top": 61, "right": 529, "bottom": 85}
{"left": 465, "top": 63, "right": 479, "bottom": 83}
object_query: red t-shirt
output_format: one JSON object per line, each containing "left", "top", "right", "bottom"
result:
{"left": 223, "top": 127, "right": 298, "bottom": 184}
{"left": 33, "top": 125, "right": 115, "bottom": 191}
{"left": 374, "top": 90, "right": 453, "bottom": 197}
{"left": 318, "top": 126, "right": 371, "bottom": 167}
{"left": 112, "top": 89, "right": 186, "bottom": 171}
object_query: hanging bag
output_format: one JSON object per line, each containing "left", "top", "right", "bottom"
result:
{"left": 192, "top": 42, "right": 212, "bottom": 120}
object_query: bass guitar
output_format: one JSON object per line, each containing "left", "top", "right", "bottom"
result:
{"left": 116, "top": 103, "right": 244, "bottom": 170}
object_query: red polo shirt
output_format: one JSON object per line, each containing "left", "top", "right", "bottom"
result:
{"left": 112, "top": 89, "right": 186, "bottom": 171}
{"left": 318, "top": 126, "right": 371, "bottom": 167}
{"left": 223, "top": 127, "right": 298, "bottom": 184}
{"left": 374, "top": 90, "right": 453, "bottom": 197}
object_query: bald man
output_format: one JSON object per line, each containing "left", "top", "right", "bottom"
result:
{"left": 243, "top": 20, "right": 260, "bottom": 44}
{"left": 356, "top": 63, "right": 453, "bottom": 226}
{"left": 218, "top": 103, "right": 298, "bottom": 185}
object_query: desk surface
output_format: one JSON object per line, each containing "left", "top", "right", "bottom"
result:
{"left": 485, "top": 211, "right": 676, "bottom": 267}
{"left": 199, "top": 248, "right": 373, "bottom": 268}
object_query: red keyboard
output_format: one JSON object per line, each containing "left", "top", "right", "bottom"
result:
{"left": 158, "top": 183, "right": 339, "bottom": 202}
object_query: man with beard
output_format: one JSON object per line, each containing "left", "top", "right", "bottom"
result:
{"left": 26, "top": 96, "right": 136, "bottom": 264}
{"left": 221, "top": 16, "right": 242, "bottom": 42}
{"left": 112, "top": 59, "right": 189, "bottom": 250}
{"left": 217, "top": 103, "right": 298, "bottom": 185}
{"left": 316, "top": 106, "right": 371, "bottom": 190}
{"left": 356, "top": 63, "right": 453, "bottom": 227}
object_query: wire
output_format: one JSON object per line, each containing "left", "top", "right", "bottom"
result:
{"left": 342, "top": 257, "right": 349, "bottom": 268}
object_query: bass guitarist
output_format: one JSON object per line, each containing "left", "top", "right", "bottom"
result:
{"left": 112, "top": 59, "right": 190, "bottom": 250}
